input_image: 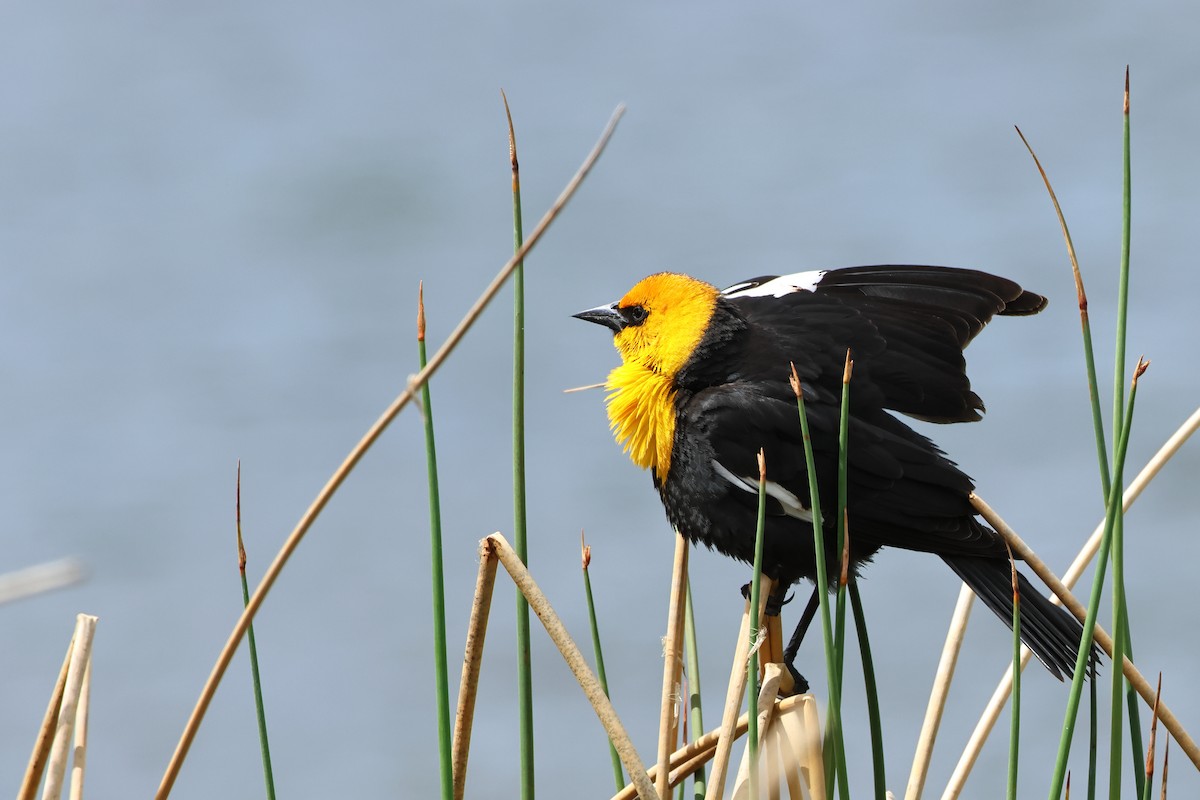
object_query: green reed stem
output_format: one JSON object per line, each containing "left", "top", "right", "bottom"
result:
{"left": 848, "top": 580, "right": 886, "bottom": 799}
{"left": 1124, "top": 620, "right": 1145, "bottom": 796}
{"left": 581, "top": 539, "right": 624, "bottom": 792}
{"left": 501, "top": 93, "right": 535, "bottom": 800}
{"left": 1109, "top": 510, "right": 1127, "bottom": 799}
{"left": 1008, "top": 558, "right": 1021, "bottom": 800}
{"left": 1048, "top": 363, "right": 1145, "bottom": 800}
{"left": 790, "top": 365, "right": 847, "bottom": 800}
{"left": 1113, "top": 72, "right": 1132, "bottom": 468}
{"left": 417, "top": 295, "right": 453, "bottom": 800}
{"left": 747, "top": 450, "right": 769, "bottom": 800}
{"left": 1089, "top": 673, "right": 1098, "bottom": 800}
{"left": 235, "top": 465, "right": 277, "bottom": 800}
{"left": 1104, "top": 70, "right": 1134, "bottom": 800}
{"left": 1017, "top": 101, "right": 1146, "bottom": 796}
{"left": 832, "top": 353, "right": 851, "bottom": 701}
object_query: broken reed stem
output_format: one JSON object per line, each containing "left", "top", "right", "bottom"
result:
{"left": 68, "top": 659, "right": 92, "bottom": 800}
{"left": 19, "top": 636, "right": 74, "bottom": 800}
{"left": 707, "top": 597, "right": 754, "bottom": 800}
{"left": 706, "top": 578, "right": 774, "bottom": 800}
{"left": 41, "top": 614, "right": 98, "bottom": 800}
{"left": 732, "top": 664, "right": 787, "bottom": 798}
{"left": 451, "top": 539, "right": 500, "bottom": 800}
{"left": 940, "top": 406, "right": 1200, "bottom": 795}
{"left": 657, "top": 532, "right": 690, "bottom": 800}
{"left": 485, "top": 533, "right": 657, "bottom": 800}
{"left": 154, "top": 106, "right": 625, "bottom": 799}
{"left": 611, "top": 693, "right": 812, "bottom": 800}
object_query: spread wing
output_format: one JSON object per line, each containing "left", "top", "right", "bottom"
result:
{"left": 721, "top": 265, "right": 1047, "bottom": 424}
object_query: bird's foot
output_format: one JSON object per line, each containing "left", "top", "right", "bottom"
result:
{"left": 739, "top": 582, "right": 792, "bottom": 616}
{"left": 784, "top": 661, "right": 810, "bottom": 696}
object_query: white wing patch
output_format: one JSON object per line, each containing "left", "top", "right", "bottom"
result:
{"left": 711, "top": 460, "right": 814, "bottom": 522}
{"left": 722, "top": 270, "right": 828, "bottom": 299}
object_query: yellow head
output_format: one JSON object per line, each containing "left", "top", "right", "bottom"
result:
{"left": 574, "top": 273, "right": 721, "bottom": 477}
{"left": 599, "top": 272, "right": 721, "bottom": 375}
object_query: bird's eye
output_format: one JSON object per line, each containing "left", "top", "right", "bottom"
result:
{"left": 624, "top": 305, "right": 649, "bottom": 325}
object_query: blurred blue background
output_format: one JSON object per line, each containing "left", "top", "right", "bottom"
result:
{"left": 2, "top": 2, "right": 1197, "bottom": 797}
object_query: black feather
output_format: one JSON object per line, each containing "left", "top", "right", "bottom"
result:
{"left": 655, "top": 265, "right": 1091, "bottom": 679}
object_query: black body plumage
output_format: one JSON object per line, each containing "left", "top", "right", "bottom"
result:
{"left": 578, "top": 265, "right": 1090, "bottom": 680}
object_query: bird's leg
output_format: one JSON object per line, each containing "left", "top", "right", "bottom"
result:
{"left": 739, "top": 581, "right": 803, "bottom": 695}
{"left": 780, "top": 586, "right": 821, "bottom": 694}
{"left": 741, "top": 581, "right": 793, "bottom": 613}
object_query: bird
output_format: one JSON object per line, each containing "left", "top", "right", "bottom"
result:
{"left": 574, "top": 265, "right": 1091, "bottom": 681}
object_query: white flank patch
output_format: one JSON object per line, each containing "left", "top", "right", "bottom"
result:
{"left": 711, "top": 460, "right": 814, "bottom": 522}
{"left": 722, "top": 270, "right": 828, "bottom": 298}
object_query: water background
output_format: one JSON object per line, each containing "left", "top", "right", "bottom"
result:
{"left": 2, "top": 2, "right": 1198, "bottom": 797}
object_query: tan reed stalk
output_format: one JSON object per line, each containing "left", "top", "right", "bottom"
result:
{"left": 611, "top": 694, "right": 814, "bottom": 800}
{"left": 905, "top": 583, "right": 976, "bottom": 800}
{"left": 154, "top": 106, "right": 624, "bottom": 799}
{"left": 19, "top": 636, "right": 73, "bottom": 800}
{"left": 706, "top": 578, "right": 774, "bottom": 800}
{"left": 934, "top": 406, "right": 1200, "bottom": 797}
{"left": 486, "top": 534, "right": 657, "bottom": 799}
{"left": 451, "top": 534, "right": 500, "bottom": 800}
{"left": 657, "top": 532, "right": 690, "bottom": 799}
{"left": 41, "top": 614, "right": 97, "bottom": 800}
{"left": 68, "top": 659, "right": 92, "bottom": 800}
{"left": 0, "top": 560, "right": 85, "bottom": 606}
{"left": 707, "top": 598, "right": 755, "bottom": 800}
{"left": 971, "top": 495, "right": 1199, "bottom": 771}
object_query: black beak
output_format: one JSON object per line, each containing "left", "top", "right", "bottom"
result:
{"left": 573, "top": 303, "right": 626, "bottom": 333}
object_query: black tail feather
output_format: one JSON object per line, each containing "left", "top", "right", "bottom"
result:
{"left": 942, "top": 555, "right": 1098, "bottom": 681}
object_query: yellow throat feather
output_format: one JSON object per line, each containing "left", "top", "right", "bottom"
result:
{"left": 603, "top": 273, "right": 720, "bottom": 479}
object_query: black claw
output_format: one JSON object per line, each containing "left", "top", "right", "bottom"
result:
{"left": 765, "top": 589, "right": 793, "bottom": 617}
{"left": 740, "top": 582, "right": 793, "bottom": 616}
{"left": 786, "top": 663, "right": 810, "bottom": 695}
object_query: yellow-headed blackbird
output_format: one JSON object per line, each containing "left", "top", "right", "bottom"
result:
{"left": 575, "top": 266, "right": 1088, "bottom": 680}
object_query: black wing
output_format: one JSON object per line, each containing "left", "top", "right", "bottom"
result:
{"left": 667, "top": 382, "right": 1088, "bottom": 680}
{"left": 721, "top": 265, "right": 1046, "bottom": 423}
{"left": 665, "top": 382, "right": 1006, "bottom": 584}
